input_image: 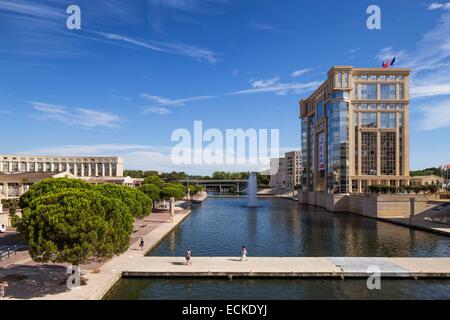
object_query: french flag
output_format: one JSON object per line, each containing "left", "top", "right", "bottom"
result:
{"left": 382, "top": 57, "right": 396, "bottom": 69}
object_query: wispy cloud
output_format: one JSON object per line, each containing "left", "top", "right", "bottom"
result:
{"left": 228, "top": 77, "right": 321, "bottom": 96}
{"left": 290, "top": 68, "right": 311, "bottom": 78}
{"left": 95, "top": 31, "right": 220, "bottom": 63}
{"left": 376, "top": 11, "right": 450, "bottom": 100}
{"left": 0, "top": 1, "right": 220, "bottom": 63}
{"left": 141, "top": 93, "right": 214, "bottom": 111}
{"left": 145, "top": 107, "right": 172, "bottom": 115}
{"left": 30, "top": 102, "right": 122, "bottom": 129}
{"left": 146, "top": 0, "right": 229, "bottom": 13}
{"left": 376, "top": 46, "right": 410, "bottom": 62}
{"left": 0, "top": 1, "right": 64, "bottom": 19}
{"left": 427, "top": 2, "right": 450, "bottom": 10}
{"left": 250, "top": 22, "right": 275, "bottom": 31}
{"left": 0, "top": 109, "right": 12, "bottom": 115}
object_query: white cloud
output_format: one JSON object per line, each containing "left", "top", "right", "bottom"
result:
{"left": 376, "top": 46, "right": 410, "bottom": 62}
{"left": 290, "top": 68, "right": 311, "bottom": 78}
{"left": 30, "top": 102, "right": 122, "bottom": 128}
{"left": 416, "top": 99, "right": 450, "bottom": 130}
{"left": 250, "top": 77, "right": 281, "bottom": 89}
{"left": 376, "top": 11, "right": 450, "bottom": 102}
{"left": 141, "top": 93, "right": 214, "bottom": 111}
{"left": 95, "top": 31, "right": 220, "bottom": 64}
{"left": 0, "top": 1, "right": 64, "bottom": 19}
{"left": 145, "top": 107, "right": 172, "bottom": 115}
{"left": 348, "top": 48, "right": 360, "bottom": 54}
{"left": 427, "top": 2, "right": 450, "bottom": 10}
{"left": 250, "top": 22, "right": 275, "bottom": 31}
{"left": 228, "top": 77, "right": 321, "bottom": 96}
{"left": 0, "top": 110, "right": 11, "bottom": 115}
{"left": 146, "top": 0, "right": 229, "bottom": 13}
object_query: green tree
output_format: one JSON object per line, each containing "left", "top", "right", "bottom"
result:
{"left": 95, "top": 184, "right": 152, "bottom": 219}
{"left": 19, "top": 178, "right": 93, "bottom": 209}
{"left": 17, "top": 189, "right": 133, "bottom": 265}
{"left": 161, "top": 183, "right": 185, "bottom": 200}
{"left": 143, "top": 175, "right": 165, "bottom": 188}
{"left": 139, "top": 184, "right": 162, "bottom": 209}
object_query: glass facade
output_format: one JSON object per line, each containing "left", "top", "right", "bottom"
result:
{"left": 360, "top": 84, "right": 377, "bottom": 99}
{"left": 301, "top": 118, "right": 308, "bottom": 190}
{"left": 326, "top": 100, "right": 349, "bottom": 193}
{"left": 300, "top": 68, "right": 409, "bottom": 195}
{"left": 308, "top": 115, "right": 315, "bottom": 191}
{"left": 380, "top": 84, "right": 396, "bottom": 99}
{"left": 361, "top": 132, "right": 377, "bottom": 175}
{"left": 361, "top": 112, "right": 377, "bottom": 128}
{"left": 380, "top": 112, "right": 396, "bottom": 129}
{"left": 381, "top": 132, "right": 396, "bottom": 175}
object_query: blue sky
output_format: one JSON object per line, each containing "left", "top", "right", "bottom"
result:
{"left": 1, "top": 0, "right": 450, "bottom": 174}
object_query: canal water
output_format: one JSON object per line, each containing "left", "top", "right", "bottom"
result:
{"left": 107, "top": 198, "right": 450, "bottom": 300}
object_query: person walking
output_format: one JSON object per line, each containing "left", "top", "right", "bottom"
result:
{"left": 240, "top": 245, "right": 248, "bottom": 261}
{"left": 185, "top": 246, "right": 192, "bottom": 266}
{"left": 0, "top": 281, "right": 8, "bottom": 300}
{"left": 139, "top": 238, "right": 145, "bottom": 251}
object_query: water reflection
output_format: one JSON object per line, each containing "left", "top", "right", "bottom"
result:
{"left": 150, "top": 198, "right": 450, "bottom": 257}
{"left": 107, "top": 278, "right": 450, "bottom": 300}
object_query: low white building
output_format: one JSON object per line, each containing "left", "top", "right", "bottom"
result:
{"left": 0, "top": 155, "right": 123, "bottom": 177}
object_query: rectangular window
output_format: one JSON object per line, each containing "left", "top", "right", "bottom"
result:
{"left": 361, "top": 112, "right": 377, "bottom": 128}
{"left": 380, "top": 112, "right": 396, "bottom": 129}
{"left": 316, "top": 100, "right": 324, "bottom": 120}
{"left": 381, "top": 132, "right": 396, "bottom": 175}
{"left": 380, "top": 84, "right": 396, "bottom": 99}
{"left": 361, "top": 132, "right": 377, "bottom": 175}
{"left": 360, "top": 84, "right": 377, "bottom": 99}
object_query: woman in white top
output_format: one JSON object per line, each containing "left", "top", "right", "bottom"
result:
{"left": 240, "top": 245, "right": 248, "bottom": 261}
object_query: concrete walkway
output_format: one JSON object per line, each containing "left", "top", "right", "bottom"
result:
{"left": 121, "top": 257, "right": 450, "bottom": 278}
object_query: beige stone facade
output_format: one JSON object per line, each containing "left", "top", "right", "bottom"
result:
{"left": 410, "top": 175, "right": 444, "bottom": 187}
{"left": 0, "top": 155, "right": 123, "bottom": 178}
{"left": 300, "top": 66, "right": 410, "bottom": 194}
{"left": 270, "top": 151, "right": 301, "bottom": 189}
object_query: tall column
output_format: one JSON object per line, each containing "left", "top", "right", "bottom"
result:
{"left": 4, "top": 183, "right": 8, "bottom": 198}
{"left": 102, "top": 163, "right": 106, "bottom": 177}
{"left": 7, "top": 161, "right": 11, "bottom": 172}
{"left": 88, "top": 163, "right": 92, "bottom": 177}
{"left": 109, "top": 163, "right": 112, "bottom": 177}
{"left": 94, "top": 162, "right": 99, "bottom": 177}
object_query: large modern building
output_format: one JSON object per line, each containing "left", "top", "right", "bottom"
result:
{"left": 270, "top": 151, "right": 302, "bottom": 189}
{"left": 300, "top": 66, "right": 410, "bottom": 194}
{"left": 0, "top": 155, "right": 124, "bottom": 177}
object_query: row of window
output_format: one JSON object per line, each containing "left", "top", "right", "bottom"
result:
{"left": 354, "top": 83, "right": 405, "bottom": 100}
{"left": 354, "top": 104, "right": 405, "bottom": 111}
{"left": 354, "top": 74, "right": 404, "bottom": 81}
{"left": 355, "top": 112, "right": 399, "bottom": 129}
